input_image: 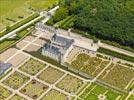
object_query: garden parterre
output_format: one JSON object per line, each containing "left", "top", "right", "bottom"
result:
{"left": 99, "top": 63, "right": 134, "bottom": 90}
{"left": 0, "top": 85, "right": 12, "bottom": 100}
{"left": 78, "top": 83, "right": 124, "bottom": 100}
{"left": 71, "top": 53, "right": 110, "bottom": 77}
{"left": 41, "top": 89, "right": 68, "bottom": 100}
{"left": 71, "top": 53, "right": 134, "bottom": 91}
{"left": 56, "top": 74, "right": 84, "bottom": 94}
{"left": 20, "top": 79, "right": 49, "bottom": 99}
{"left": 9, "top": 94, "right": 26, "bottom": 100}
{"left": 19, "top": 58, "right": 46, "bottom": 76}
{"left": 37, "top": 66, "right": 65, "bottom": 84}
{"left": 0, "top": 48, "right": 133, "bottom": 100}
{"left": 2, "top": 71, "right": 30, "bottom": 89}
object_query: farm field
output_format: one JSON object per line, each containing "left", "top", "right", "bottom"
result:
{"left": 19, "top": 58, "right": 46, "bottom": 76}
{"left": 37, "top": 66, "right": 65, "bottom": 84}
{"left": 2, "top": 71, "right": 30, "bottom": 89}
{"left": 0, "top": 0, "right": 59, "bottom": 31}
{"left": 78, "top": 83, "right": 124, "bottom": 100}
{"left": 71, "top": 53, "right": 110, "bottom": 77}
{"left": 41, "top": 89, "right": 68, "bottom": 100}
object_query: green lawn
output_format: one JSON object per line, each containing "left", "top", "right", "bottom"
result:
{"left": 0, "top": 27, "right": 32, "bottom": 53}
{"left": 79, "top": 83, "right": 123, "bottom": 100}
{"left": 0, "top": 0, "right": 32, "bottom": 31}
{"left": 28, "top": 0, "right": 59, "bottom": 11}
{"left": 0, "top": 0, "right": 59, "bottom": 31}
{"left": 0, "top": 40, "right": 16, "bottom": 52}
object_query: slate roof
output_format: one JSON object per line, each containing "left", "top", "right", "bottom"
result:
{"left": 0, "top": 61, "right": 12, "bottom": 76}
{"left": 52, "top": 34, "right": 74, "bottom": 49}
{"left": 43, "top": 43, "right": 61, "bottom": 55}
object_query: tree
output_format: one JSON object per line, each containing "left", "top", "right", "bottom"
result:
{"left": 53, "top": 7, "right": 69, "bottom": 23}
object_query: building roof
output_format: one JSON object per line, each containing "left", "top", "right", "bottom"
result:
{"left": 35, "top": 22, "right": 56, "bottom": 33}
{"left": 52, "top": 34, "right": 74, "bottom": 50}
{"left": 0, "top": 61, "right": 12, "bottom": 75}
{"left": 43, "top": 43, "right": 61, "bottom": 55}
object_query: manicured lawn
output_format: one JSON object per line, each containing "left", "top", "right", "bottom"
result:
{"left": 37, "top": 66, "right": 65, "bottom": 84}
{"left": 20, "top": 79, "right": 49, "bottom": 99}
{"left": 79, "top": 83, "right": 122, "bottom": 100}
{"left": 28, "top": 0, "right": 59, "bottom": 11}
{"left": 2, "top": 71, "right": 30, "bottom": 89}
{"left": 19, "top": 58, "right": 46, "bottom": 76}
{"left": 0, "top": 85, "right": 12, "bottom": 100}
{"left": 0, "top": 0, "right": 32, "bottom": 31}
{"left": 0, "top": 0, "right": 59, "bottom": 31}
{"left": 41, "top": 89, "right": 67, "bottom": 100}
{"left": 0, "top": 40, "right": 16, "bottom": 53}
{"left": 56, "top": 74, "right": 83, "bottom": 93}
{"left": 9, "top": 94, "right": 26, "bottom": 100}
{"left": 0, "top": 27, "right": 32, "bottom": 53}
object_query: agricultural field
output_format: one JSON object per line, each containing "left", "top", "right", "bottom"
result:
{"left": 0, "top": 85, "right": 12, "bottom": 100}
{"left": 20, "top": 79, "right": 49, "bottom": 99}
{"left": 71, "top": 53, "right": 110, "bottom": 77}
{"left": 0, "top": 0, "right": 59, "bottom": 31}
{"left": 37, "top": 66, "right": 65, "bottom": 84}
{"left": 2, "top": 71, "right": 30, "bottom": 89}
{"left": 78, "top": 83, "right": 124, "bottom": 100}
{"left": 9, "top": 94, "right": 26, "bottom": 100}
{"left": 41, "top": 89, "right": 68, "bottom": 100}
{"left": 19, "top": 58, "right": 46, "bottom": 76}
{"left": 56, "top": 74, "right": 84, "bottom": 94}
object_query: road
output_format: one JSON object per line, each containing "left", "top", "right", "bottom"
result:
{"left": 98, "top": 41, "right": 134, "bottom": 57}
{"left": 0, "top": 6, "right": 59, "bottom": 42}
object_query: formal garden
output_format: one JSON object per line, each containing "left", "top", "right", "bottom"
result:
{"left": 37, "top": 66, "right": 65, "bottom": 84}
{"left": 2, "top": 71, "right": 30, "bottom": 89}
{"left": 20, "top": 79, "right": 49, "bottom": 99}
{"left": 19, "top": 58, "right": 46, "bottom": 76}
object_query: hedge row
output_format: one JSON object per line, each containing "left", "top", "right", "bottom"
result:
{"left": 0, "top": 13, "right": 39, "bottom": 37}
{"left": 98, "top": 47, "right": 134, "bottom": 62}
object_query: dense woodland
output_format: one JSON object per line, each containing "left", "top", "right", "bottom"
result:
{"left": 48, "top": 0, "right": 134, "bottom": 48}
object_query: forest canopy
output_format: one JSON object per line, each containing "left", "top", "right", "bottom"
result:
{"left": 50, "top": 0, "right": 134, "bottom": 48}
